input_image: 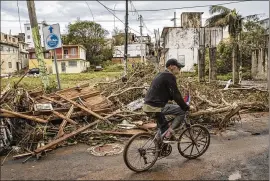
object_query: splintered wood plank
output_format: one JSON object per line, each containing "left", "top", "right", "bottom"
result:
{"left": 56, "top": 105, "right": 74, "bottom": 138}
{"left": 55, "top": 93, "right": 105, "bottom": 120}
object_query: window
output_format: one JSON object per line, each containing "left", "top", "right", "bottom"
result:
{"left": 25, "top": 54, "right": 28, "bottom": 58}
{"left": 13, "top": 48, "right": 15, "bottom": 53}
{"left": 68, "top": 61, "right": 77, "bottom": 67}
{"left": 70, "top": 48, "right": 76, "bottom": 55}
{"left": 4, "top": 35, "right": 7, "bottom": 40}
{"left": 7, "top": 48, "right": 10, "bottom": 52}
{"left": 45, "top": 53, "right": 50, "bottom": 58}
{"left": 38, "top": 26, "right": 40, "bottom": 30}
{"left": 27, "top": 35, "right": 30, "bottom": 39}
{"left": 27, "top": 27, "right": 30, "bottom": 30}
{"left": 0, "top": 46, "right": 3, "bottom": 51}
{"left": 8, "top": 62, "right": 12, "bottom": 68}
{"left": 12, "top": 38, "right": 15, "bottom": 42}
{"left": 32, "top": 53, "right": 36, "bottom": 58}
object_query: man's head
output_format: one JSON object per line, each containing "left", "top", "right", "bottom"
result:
{"left": 165, "top": 58, "right": 184, "bottom": 75}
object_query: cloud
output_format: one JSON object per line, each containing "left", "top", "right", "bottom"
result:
{"left": 1, "top": 1, "right": 269, "bottom": 38}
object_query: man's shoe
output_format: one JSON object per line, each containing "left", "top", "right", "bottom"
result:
{"left": 163, "top": 135, "right": 177, "bottom": 143}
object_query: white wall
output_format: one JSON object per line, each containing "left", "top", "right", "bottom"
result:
{"left": 0, "top": 44, "right": 19, "bottom": 74}
{"left": 164, "top": 27, "right": 223, "bottom": 72}
{"left": 113, "top": 43, "right": 147, "bottom": 58}
{"left": 52, "top": 60, "right": 87, "bottom": 74}
{"left": 79, "top": 47, "right": 86, "bottom": 60}
{"left": 24, "top": 23, "right": 46, "bottom": 48}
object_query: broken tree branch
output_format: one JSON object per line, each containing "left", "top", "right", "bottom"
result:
{"left": 0, "top": 108, "right": 47, "bottom": 124}
{"left": 55, "top": 93, "right": 105, "bottom": 120}
{"left": 107, "top": 86, "right": 145, "bottom": 99}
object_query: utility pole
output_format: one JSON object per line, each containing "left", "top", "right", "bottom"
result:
{"left": 26, "top": 0, "right": 49, "bottom": 89}
{"left": 139, "top": 15, "right": 143, "bottom": 63}
{"left": 124, "top": 0, "right": 128, "bottom": 76}
{"left": 171, "top": 12, "right": 176, "bottom": 27}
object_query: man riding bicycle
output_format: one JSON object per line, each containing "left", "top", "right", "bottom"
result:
{"left": 143, "top": 58, "right": 190, "bottom": 142}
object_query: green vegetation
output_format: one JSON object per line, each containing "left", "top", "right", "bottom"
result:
{"left": 1, "top": 71, "right": 122, "bottom": 90}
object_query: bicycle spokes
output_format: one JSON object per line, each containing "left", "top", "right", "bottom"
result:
{"left": 178, "top": 125, "right": 210, "bottom": 159}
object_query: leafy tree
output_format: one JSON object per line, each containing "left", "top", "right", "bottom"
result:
{"left": 215, "top": 16, "right": 268, "bottom": 77}
{"left": 206, "top": 5, "right": 242, "bottom": 84}
{"left": 112, "top": 27, "right": 125, "bottom": 46}
{"left": 64, "top": 20, "right": 111, "bottom": 65}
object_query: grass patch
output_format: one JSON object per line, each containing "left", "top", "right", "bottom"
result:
{"left": 217, "top": 73, "right": 232, "bottom": 81}
{"left": 1, "top": 71, "right": 122, "bottom": 90}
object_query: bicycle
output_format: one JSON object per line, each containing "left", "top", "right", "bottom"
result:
{"left": 123, "top": 111, "right": 211, "bottom": 172}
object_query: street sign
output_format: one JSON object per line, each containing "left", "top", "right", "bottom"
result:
{"left": 43, "top": 23, "right": 62, "bottom": 50}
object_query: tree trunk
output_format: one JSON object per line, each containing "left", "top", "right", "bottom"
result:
{"left": 209, "top": 47, "right": 217, "bottom": 82}
{"left": 232, "top": 44, "right": 239, "bottom": 84}
{"left": 251, "top": 49, "right": 258, "bottom": 79}
{"left": 198, "top": 47, "right": 205, "bottom": 82}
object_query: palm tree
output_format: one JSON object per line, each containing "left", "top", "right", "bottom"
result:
{"left": 206, "top": 5, "right": 242, "bottom": 84}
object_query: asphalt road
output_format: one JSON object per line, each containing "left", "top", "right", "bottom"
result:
{"left": 1, "top": 112, "right": 269, "bottom": 180}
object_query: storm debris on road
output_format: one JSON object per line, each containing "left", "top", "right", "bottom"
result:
{"left": 0, "top": 63, "right": 268, "bottom": 162}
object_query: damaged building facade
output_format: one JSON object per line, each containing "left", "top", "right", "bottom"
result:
{"left": 160, "top": 12, "right": 223, "bottom": 72}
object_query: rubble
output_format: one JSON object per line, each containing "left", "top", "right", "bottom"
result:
{"left": 0, "top": 62, "right": 268, "bottom": 162}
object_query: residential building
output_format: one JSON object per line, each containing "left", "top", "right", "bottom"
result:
{"left": 112, "top": 43, "right": 148, "bottom": 64}
{"left": 160, "top": 12, "right": 224, "bottom": 72}
{"left": 28, "top": 48, "right": 53, "bottom": 73}
{"left": 18, "top": 42, "right": 29, "bottom": 69}
{"left": 0, "top": 32, "right": 20, "bottom": 74}
{"left": 24, "top": 21, "right": 48, "bottom": 48}
{"left": 51, "top": 45, "right": 89, "bottom": 74}
{"left": 28, "top": 45, "right": 88, "bottom": 74}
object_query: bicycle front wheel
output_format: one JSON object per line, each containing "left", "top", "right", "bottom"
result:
{"left": 123, "top": 132, "right": 159, "bottom": 172}
{"left": 177, "top": 124, "right": 210, "bottom": 159}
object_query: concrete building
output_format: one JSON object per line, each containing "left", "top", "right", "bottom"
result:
{"left": 52, "top": 45, "right": 88, "bottom": 74}
{"left": 29, "top": 44, "right": 88, "bottom": 74}
{"left": 28, "top": 48, "right": 52, "bottom": 73}
{"left": 18, "top": 42, "right": 29, "bottom": 69}
{"left": 24, "top": 21, "right": 48, "bottom": 48}
{"left": 112, "top": 43, "right": 148, "bottom": 64}
{"left": 0, "top": 32, "right": 20, "bottom": 74}
{"left": 160, "top": 12, "right": 224, "bottom": 72}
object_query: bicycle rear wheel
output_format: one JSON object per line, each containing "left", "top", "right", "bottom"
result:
{"left": 177, "top": 124, "right": 210, "bottom": 159}
{"left": 123, "top": 132, "right": 159, "bottom": 172}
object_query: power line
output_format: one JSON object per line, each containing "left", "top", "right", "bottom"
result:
{"left": 85, "top": 1, "right": 95, "bottom": 21}
{"left": 109, "top": 0, "right": 250, "bottom": 12}
{"left": 16, "top": 0, "right": 22, "bottom": 33}
{"left": 96, "top": 0, "right": 140, "bottom": 34}
{"left": 1, "top": 17, "right": 212, "bottom": 23}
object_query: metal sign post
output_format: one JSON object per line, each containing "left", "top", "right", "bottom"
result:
{"left": 43, "top": 23, "right": 62, "bottom": 90}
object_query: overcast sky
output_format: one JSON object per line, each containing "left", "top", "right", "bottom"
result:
{"left": 1, "top": 1, "right": 269, "bottom": 39}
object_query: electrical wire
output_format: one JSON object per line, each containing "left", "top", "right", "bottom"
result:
{"left": 110, "top": 0, "right": 251, "bottom": 12}
{"left": 16, "top": 0, "right": 22, "bottom": 33}
{"left": 85, "top": 1, "right": 95, "bottom": 21}
{"left": 96, "top": 0, "right": 140, "bottom": 34}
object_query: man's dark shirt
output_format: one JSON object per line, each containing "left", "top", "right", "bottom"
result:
{"left": 144, "top": 70, "right": 189, "bottom": 111}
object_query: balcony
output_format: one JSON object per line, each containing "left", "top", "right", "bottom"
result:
{"left": 53, "top": 54, "right": 80, "bottom": 60}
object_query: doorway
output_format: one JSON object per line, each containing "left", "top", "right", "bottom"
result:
{"left": 61, "top": 62, "right": 66, "bottom": 73}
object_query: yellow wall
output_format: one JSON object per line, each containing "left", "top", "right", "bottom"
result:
{"left": 29, "top": 59, "right": 53, "bottom": 73}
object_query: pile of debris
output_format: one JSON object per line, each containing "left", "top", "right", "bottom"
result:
{"left": 0, "top": 63, "right": 268, "bottom": 162}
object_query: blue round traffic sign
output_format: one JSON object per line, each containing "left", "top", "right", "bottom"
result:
{"left": 46, "top": 34, "right": 59, "bottom": 48}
